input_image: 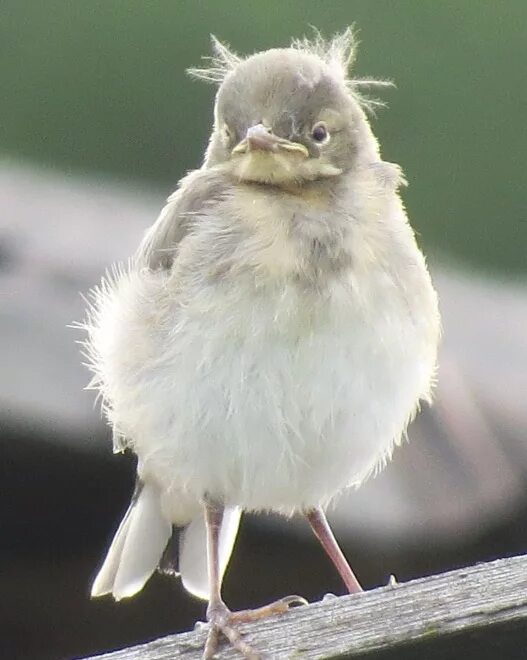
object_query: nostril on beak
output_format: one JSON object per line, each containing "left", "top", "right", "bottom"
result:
{"left": 246, "top": 124, "right": 270, "bottom": 137}
{"left": 245, "top": 124, "right": 278, "bottom": 151}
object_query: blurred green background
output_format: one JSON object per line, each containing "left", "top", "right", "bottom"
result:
{"left": 2, "top": 0, "right": 526, "bottom": 274}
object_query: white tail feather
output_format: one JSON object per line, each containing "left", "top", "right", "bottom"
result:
{"left": 179, "top": 507, "right": 241, "bottom": 600}
{"left": 90, "top": 504, "right": 134, "bottom": 597}
{"left": 91, "top": 483, "right": 172, "bottom": 601}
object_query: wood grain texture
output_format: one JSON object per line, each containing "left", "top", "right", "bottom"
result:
{"left": 81, "top": 553, "right": 527, "bottom": 659}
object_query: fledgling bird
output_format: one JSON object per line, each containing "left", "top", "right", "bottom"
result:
{"left": 82, "top": 29, "right": 440, "bottom": 659}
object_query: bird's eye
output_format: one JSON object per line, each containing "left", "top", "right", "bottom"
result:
{"left": 311, "top": 122, "right": 330, "bottom": 144}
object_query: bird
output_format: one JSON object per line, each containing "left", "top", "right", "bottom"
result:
{"left": 81, "top": 28, "right": 440, "bottom": 659}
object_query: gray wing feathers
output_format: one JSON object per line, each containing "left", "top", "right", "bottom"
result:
{"left": 136, "top": 168, "right": 229, "bottom": 270}
{"left": 91, "top": 483, "right": 172, "bottom": 601}
{"left": 136, "top": 192, "right": 190, "bottom": 270}
{"left": 179, "top": 506, "right": 241, "bottom": 600}
{"left": 92, "top": 168, "right": 234, "bottom": 601}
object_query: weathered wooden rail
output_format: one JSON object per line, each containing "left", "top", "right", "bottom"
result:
{"left": 82, "top": 553, "right": 527, "bottom": 659}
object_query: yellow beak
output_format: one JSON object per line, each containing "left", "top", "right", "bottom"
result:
{"left": 232, "top": 124, "right": 309, "bottom": 158}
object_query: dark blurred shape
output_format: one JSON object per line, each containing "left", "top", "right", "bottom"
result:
{"left": 2, "top": 163, "right": 527, "bottom": 659}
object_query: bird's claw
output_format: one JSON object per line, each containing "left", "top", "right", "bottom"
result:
{"left": 202, "top": 601, "right": 260, "bottom": 659}
{"left": 278, "top": 594, "right": 308, "bottom": 609}
{"left": 202, "top": 595, "right": 308, "bottom": 659}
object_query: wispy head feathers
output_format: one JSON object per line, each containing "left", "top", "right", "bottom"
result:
{"left": 291, "top": 26, "right": 359, "bottom": 80}
{"left": 187, "top": 27, "right": 392, "bottom": 112}
{"left": 292, "top": 27, "right": 393, "bottom": 111}
{"left": 187, "top": 35, "right": 241, "bottom": 84}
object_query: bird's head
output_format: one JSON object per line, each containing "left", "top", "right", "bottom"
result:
{"left": 189, "top": 29, "right": 389, "bottom": 188}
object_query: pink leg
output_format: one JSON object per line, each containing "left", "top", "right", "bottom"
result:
{"left": 305, "top": 507, "right": 363, "bottom": 594}
{"left": 203, "top": 500, "right": 306, "bottom": 659}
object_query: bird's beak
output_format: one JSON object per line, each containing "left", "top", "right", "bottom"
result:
{"left": 232, "top": 124, "right": 309, "bottom": 158}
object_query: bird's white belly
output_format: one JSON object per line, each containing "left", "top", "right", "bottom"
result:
{"left": 110, "top": 270, "right": 434, "bottom": 516}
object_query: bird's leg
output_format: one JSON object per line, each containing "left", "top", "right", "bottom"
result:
{"left": 305, "top": 507, "right": 363, "bottom": 595}
{"left": 202, "top": 499, "right": 306, "bottom": 659}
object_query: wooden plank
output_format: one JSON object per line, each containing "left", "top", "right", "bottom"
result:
{"left": 81, "top": 554, "right": 527, "bottom": 659}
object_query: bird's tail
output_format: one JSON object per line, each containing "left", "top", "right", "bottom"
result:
{"left": 91, "top": 481, "right": 172, "bottom": 600}
{"left": 179, "top": 506, "right": 241, "bottom": 600}
{"left": 91, "top": 481, "right": 241, "bottom": 602}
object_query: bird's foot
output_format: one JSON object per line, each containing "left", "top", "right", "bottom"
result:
{"left": 202, "top": 595, "right": 307, "bottom": 659}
